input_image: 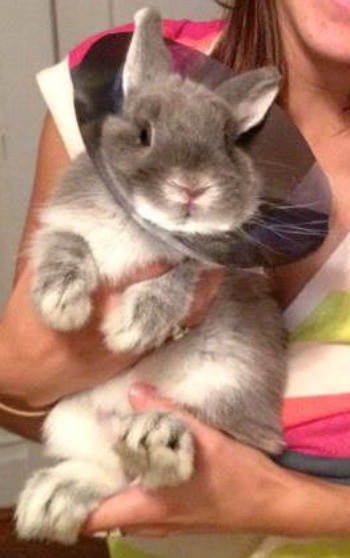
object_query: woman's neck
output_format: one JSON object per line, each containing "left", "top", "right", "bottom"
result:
{"left": 281, "top": 55, "right": 350, "bottom": 153}
{"left": 281, "top": 39, "right": 350, "bottom": 217}
{"left": 273, "top": 37, "right": 350, "bottom": 308}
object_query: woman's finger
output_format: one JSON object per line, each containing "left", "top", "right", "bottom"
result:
{"left": 94, "top": 261, "right": 172, "bottom": 318}
{"left": 84, "top": 486, "right": 171, "bottom": 534}
{"left": 128, "top": 383, "right": 215, "bottom": 440}
{"left": 185, "top": 268, "right": 224, "bottom": 328}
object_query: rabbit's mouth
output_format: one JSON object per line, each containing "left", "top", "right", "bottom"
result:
{"left": 133, "top": 193, "right": 245, "bottom": 235}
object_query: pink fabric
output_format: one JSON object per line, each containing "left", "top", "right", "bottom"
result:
{"left": 283, "top": 395, "right": 350, "bottom": 458}
{"left": 69, "top": 19, "right": 225, "bottom": 69}
{"left": 285, "top": 411, "right": 350, "bottom": 458}
{"left": 283, "top": 393, "right": 350, "bottom": 429}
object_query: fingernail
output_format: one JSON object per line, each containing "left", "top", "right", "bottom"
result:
{"left": 92, "top": 531, "right": 108, "bottom": 539}
{"left": 129, "top": 382, "right": 157, "bottom": 402}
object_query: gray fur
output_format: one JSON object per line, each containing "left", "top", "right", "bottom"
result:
{"left": 102, "top": 259, "right": 199, "bottom": 353}
{"left": 115, "top": 411, "right": 194, "bottom": 489}
{"left": 16, "top": 8, "right": 286, "bottom": 545}
{"left": 123, "top": 7, "right": 172, "bottom": 96}
{"left": 31, "top": 230, "right": 98, "bottom": 331}
{"left": 216, "top": 67, "right": 281, "bottom": 135}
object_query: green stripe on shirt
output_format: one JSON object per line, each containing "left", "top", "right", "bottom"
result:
{"left": 291, "top": 291, "right": 350, "bottom": 343}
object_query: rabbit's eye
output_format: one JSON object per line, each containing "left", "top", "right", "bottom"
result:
{"left": 140, "top": 124, "right": 152, "bottom": 147}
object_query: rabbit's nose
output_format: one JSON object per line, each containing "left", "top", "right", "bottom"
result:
{"left": 168, "top": 176, "right": 209, "bottom": 208}
{"left": 181, "top": 186, "right": 208, "bottom": 202}
{"left": 180, "top": 186, "right": 208, "bottom": 213}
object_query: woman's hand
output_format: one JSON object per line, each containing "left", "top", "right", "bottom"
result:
{"left": 84, "top": 384, "right": 285, "bottom": 538}
{"left": 1, "top": 264, "right": 223, "bottom": 410}
{"left": 84, "top": 384, "right": 350, "bottom": 539}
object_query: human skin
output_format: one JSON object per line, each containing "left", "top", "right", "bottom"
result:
{"left": 2, "top": 0, "right": 350, "bottom": 539}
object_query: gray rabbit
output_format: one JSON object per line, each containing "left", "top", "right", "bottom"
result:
{"left": 16, "top": 7, "right": 286, "bottom": 545}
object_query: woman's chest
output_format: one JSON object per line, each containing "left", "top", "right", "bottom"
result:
{"left": 273, "top": 159, "right": 350, "bottom": 309}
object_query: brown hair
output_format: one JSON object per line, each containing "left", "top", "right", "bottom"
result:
{"left": 212, "top": 0, "right": 286, "bottom": 76}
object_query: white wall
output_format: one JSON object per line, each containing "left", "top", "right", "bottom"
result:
{"left": 0, "top": 0, "right": 55, "bottom": 310}
{"left": 55, "top": 0, "right": 219, "bottom": 58}
{"left": 55, "top": 0, "right": 113, "bottom": 58}
{"left": 111, "top": 0, "right": 219, "bottom": 24}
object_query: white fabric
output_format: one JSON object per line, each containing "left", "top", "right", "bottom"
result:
{"left": 36, "top": 58, "right": 85, "bottom": 159}
{"left": 286, "top": 342, "right": 350, "bottom": 397}
{"left": 285, "top": 234, "right": 350, "bottom": 331}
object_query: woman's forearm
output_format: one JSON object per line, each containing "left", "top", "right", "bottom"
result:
{"left": 0, "top": 404, "right": 43, "bottom": 441}
{"left": 0, "top": 112, "right": 70, "bottom": 438}
{"left": 0, "top": 322, "right": 44, "bottom": 440}
{"left": 268, "top": 467, "right": 350, "bottom": 537}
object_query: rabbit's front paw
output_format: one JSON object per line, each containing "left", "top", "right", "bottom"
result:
{"left": 32, "top": 230, "right": 98, "bottom": 331}
{"left": 102, "top": 286, "right": 172, "bottom": 353}
{"left": 115, "top": 411, "right": 194, "bottom": 489}
{"left": 32, "top": 258, "right": 97, "bottom": 331}
{"left": 33, "top": 269, "right": 94, "bottom": 332}
{"left": 16, "top": 468, "right": 100, "bottom": 545}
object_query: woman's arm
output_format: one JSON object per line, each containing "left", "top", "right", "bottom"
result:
{"left": 0, "top": 113, "right": 70, "bottom": 438}
{"left": 84, "top": 384, "right": 350, "bottom": 538}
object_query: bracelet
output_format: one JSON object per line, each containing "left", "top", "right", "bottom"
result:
{"left": 0, "top": 399, "right": 50, "bottom": 418}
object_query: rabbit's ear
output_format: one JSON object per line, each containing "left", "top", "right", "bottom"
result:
{"left": 123, "top": 7, "right": 172, "bottom": 97}
{"left": 216, "top": 67, "right": 281, "bottom": 135}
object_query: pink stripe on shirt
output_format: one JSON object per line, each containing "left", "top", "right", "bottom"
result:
{"left": 69, "top": 19, "right": 225, "bottom": 69}
{"left": 285, "top": 411, "right": 350, "bottom": 458}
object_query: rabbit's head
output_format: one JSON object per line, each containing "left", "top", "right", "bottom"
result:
{"left": 101, "top": 7, "right": 280, "bottom": 235}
